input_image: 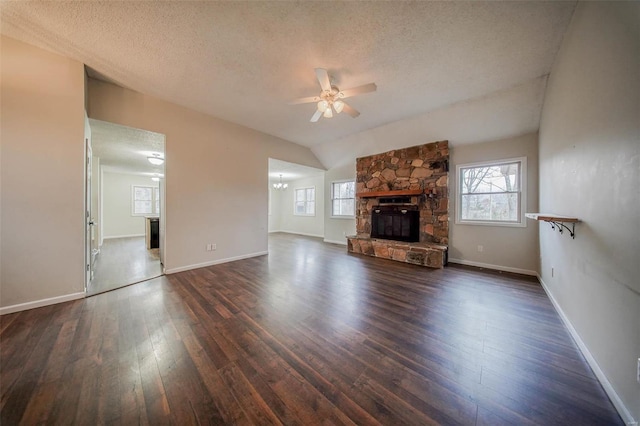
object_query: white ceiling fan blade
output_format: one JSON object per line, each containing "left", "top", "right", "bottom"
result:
{"left": 289, "top": 96, "right": 321, "bottom": 105}
{"left": 338, "top": 83, "right": 377, "bottom": 99}
{"left": 310, "top": 109, "right": 323, "bottom": 122}
{"left": 342, "top": 102, "right": 360, "bottom": 118}
{"left": 314, "top": 68, "right": 332, "bottom": 92}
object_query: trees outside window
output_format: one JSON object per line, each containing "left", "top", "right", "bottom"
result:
{"left": 331, "top": 181, "right": 355, "bottom": 217}
{"left": 457, "top": 158, "right": 526, "bottom": 226}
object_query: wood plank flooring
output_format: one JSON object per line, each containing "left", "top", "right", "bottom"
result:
{"left": 1, "top": 233, "right": 623, "bottom": 425}
{"left": 87, "top": 236, "right": 162, "bottom": 296}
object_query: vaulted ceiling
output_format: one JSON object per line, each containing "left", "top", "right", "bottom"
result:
{"left": 1, "top": 1, "right": 576, "bottom": 163}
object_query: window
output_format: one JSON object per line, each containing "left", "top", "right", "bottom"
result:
{"left": 331, "top": 180, "right": 355, "bottom": 217}
{"left": 456, "top": 157, "right": 526, "bottom": 226}
{"left": 294, "top": 187, "right": 315, "bottom": 216}
{"left": 132, "top": 185, "right": 160, "bottom": 216}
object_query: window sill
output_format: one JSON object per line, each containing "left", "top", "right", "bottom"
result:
{"left": 330, "top": 215, "right": 355, "bottom": 220}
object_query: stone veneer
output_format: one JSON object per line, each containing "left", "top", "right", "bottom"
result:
{"left": 348, "top": 141, "right": 449, "bottom": 268}
{"left": 348, "top": 236, "right": 448, "bottom": 268}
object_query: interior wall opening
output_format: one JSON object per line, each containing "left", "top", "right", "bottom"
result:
{"left": 86, "top": 119, "right": 166, "bottom": 296}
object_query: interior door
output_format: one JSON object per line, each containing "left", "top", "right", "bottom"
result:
{"left": 159, "top": 177, "right": 165, "bottom": 267}
{"left": 85, "top": 137, "right": 96, "bottom": 288}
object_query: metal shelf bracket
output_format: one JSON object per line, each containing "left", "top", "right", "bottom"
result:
{"left": 547, "top": 221, "right": 576, "bottom": 239}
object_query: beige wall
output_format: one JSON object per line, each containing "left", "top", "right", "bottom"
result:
{"left": 323, "top": 163, "right": 356, "bottom": 245}
{"left": 102, "top": 171, "right": 158, "bottom": 238}
{"left": 321, "top": 136, "right": 539, "bottom": 271}
{"left": 1, "top": 36, "right": 86, "bottom": 309}
{"left": 87, "top": 79, "right": 325, "bottom": 273}
{"left": 275, "top": 175, "right": 325, "bottom": 238}
{"left": 449, "top": 133, "right": 539, "bottom": 274}
{"left": 539, "top": 2, "right": 639, "bottom": 422}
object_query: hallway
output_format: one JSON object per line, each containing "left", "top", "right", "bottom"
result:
{"left": 87, "top": 236, "right": 162, "bottom": 295}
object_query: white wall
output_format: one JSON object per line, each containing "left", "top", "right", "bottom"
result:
{"left": 102, "top": 171, "right": 158, "bottom": 238}
{"left": 268, "top": 185, "right": 282, "bottom": 233}
{"left": 449, "top": 133, "right": 539, "bottom": 274}
{"left": 538, "top": 2, "right": 639, "bottom": 423}
{"left": 0, "top": 36, "right": 86, "bottom": 310}
{"left": 273, "top": 175, "right": 325, "bottom": 238}
{"left": 91, "top": 155, "right": 101, "bottom": 245}
{"left": 88, "top": 79, "right": 325, "bottom": 273}
{"left": 324, "top": 163, "right": 356, "bottom": 245}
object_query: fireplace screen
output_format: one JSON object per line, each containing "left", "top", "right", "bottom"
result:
{"left": 371, "top": 207, "right": 420, "bottom": 242}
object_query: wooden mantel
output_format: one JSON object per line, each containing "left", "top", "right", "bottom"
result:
{"left": 356, "top": 189, "right": 424, "bottom": 198}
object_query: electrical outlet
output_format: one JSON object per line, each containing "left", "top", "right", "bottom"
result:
{"left": 212, "top": 244, "right": 216, "bottom": 251}
{"left": 477, "top": 245, "right": 483, "bottom": 252}
{"left": 205, "top": 244, "right": 211, "bottom": 251}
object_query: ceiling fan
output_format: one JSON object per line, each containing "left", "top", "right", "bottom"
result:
{"left": 290, "top": 68, "right": 377, "bottom": 122}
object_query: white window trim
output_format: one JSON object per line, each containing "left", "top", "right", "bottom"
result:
{"left": 131, "top": 184, "right": 160, "bottom": 217}
{"left": 330, "top": 179, "right": 356, "bottom": 219}
{"left": 293, "top": 186, "right": 316, "bottom": 217}
{"left": 455, "top": 156, "right": 527, "bottom": 227}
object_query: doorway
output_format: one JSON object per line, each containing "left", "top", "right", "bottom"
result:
{"left": 85, "top": 119, "right": 166, "bottom": 296}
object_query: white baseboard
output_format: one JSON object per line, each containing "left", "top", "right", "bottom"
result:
{"left": 448, "top": 258, "right": 537, "bottom": 276}
{"left": 537, "top": 275, "right": 637, "bottom": 426}
{"left": 323, "top": 238, "right": 347, "bottom": 246}
{"left": 103, "top": 233, "right": 145, "bottom": 239}
{"left": 273, "top": 230, "right": 325, "bottom": 239}
{"left": 0, "top": 291, "right": 85, "bottom": 316}
{"left": 164, "top": 251, "right": 268, "bottom": 274}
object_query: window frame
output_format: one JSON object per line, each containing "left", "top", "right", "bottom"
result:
{"left": 330, "top": 179, "right": 356, "bottom": 219}
{"left": 293, "top": 186, "right": 316, "bottom": 217}
{"left": 455, "top": 157, "right": 527, "bottom": 227}
{"left": 131, "top": 184, "right": 160, "bottom": 217}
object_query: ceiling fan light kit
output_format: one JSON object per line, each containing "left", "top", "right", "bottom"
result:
{"left": 290, "top": 68, "right": 377, "bottom": 123}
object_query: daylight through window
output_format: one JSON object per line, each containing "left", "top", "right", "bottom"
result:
{"left": 457, "top": 158, "right": 525, "bottom": 226}
{"left": 132, "top": 185, "right": 160, "bottom": 216}
{"left": 294, "top": 187, "right": 315, "bottom": 216}
{"left": 331, "top": 181, "right": 355, "bottom": 217}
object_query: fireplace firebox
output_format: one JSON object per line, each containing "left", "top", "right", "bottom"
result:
{"left": 371, "top": 206, "right": 420, "bottom": 242}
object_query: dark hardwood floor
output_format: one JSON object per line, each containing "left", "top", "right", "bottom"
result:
{"left": 87, "top": 236, "right": 162, "bottom": 296}
{"left": 1, "top": 233, "right": 623, "bottom": 425}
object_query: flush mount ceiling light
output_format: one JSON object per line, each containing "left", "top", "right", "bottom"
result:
{"left": 273, "top": 174, "right": 288, "bottom": 190}
{"left": 289, "top": 68, "right": 377, "bottom": 122}
{"left": 147, "top": 153, "right": 164, "bottom": 165}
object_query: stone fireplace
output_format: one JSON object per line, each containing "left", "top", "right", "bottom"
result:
{"left": 347, "top": 141, "right": 449, "bottom": 268}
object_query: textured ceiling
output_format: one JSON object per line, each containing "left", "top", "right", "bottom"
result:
{"left": 1, "top": 1, "right": 575, "bottom": 149}
{"left": 90, "top": 119, "right": 165, "bottom": 176}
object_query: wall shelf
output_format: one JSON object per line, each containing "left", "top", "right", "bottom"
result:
{"left": 526, "top": 213, "right": 580, "bottom": 239}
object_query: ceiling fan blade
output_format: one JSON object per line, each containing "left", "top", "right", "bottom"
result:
{"left": 314, "top": 68, "right": 332, "bottom": 92}
{"left": 342, "top": 102, "right": 360, "bottom": 118}
{"left": 289, "top": 96, "right": 320, "bottom": 105}
{"left": 310, "top": 109, "right": 323, "bottom": 122}
{"left": 338, "top": 83, "right": 377, "bottom": 99}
